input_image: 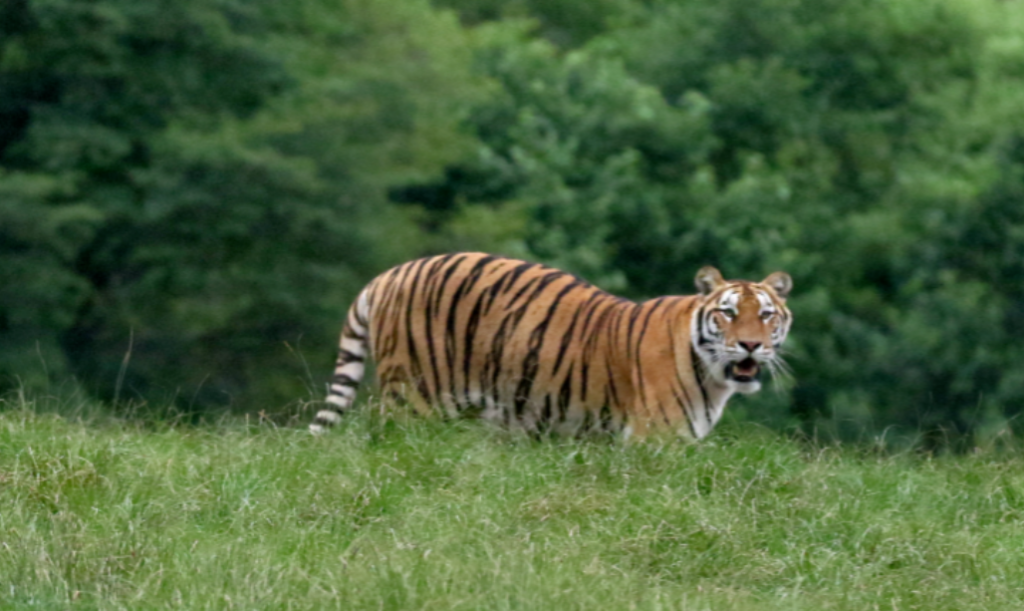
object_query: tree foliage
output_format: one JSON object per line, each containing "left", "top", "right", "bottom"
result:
{"left": 0, "top": 0, "right": 476, "bottom": 407}
{"left": 4, "top": 0, "right": 1024, "bottom": 443}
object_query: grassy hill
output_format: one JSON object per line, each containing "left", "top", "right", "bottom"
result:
{"left": 2, "top": 394, "right": 1023, "bottom": 610}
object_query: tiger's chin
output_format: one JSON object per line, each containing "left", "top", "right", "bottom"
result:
{"left": 724, "top": 358, "right": 763, "bottom": 394}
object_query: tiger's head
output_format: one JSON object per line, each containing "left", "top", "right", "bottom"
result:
{"left": 692, "top": 266, "right": 793, "bottom": 394}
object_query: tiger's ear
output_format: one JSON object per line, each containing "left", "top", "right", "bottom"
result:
{"left": 695, "top": 266, "right": 726, "bottom": 296}
{"left": 762, "top": 271, "right": 793, "bottom": 300}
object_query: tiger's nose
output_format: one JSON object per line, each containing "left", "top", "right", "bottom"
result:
{"left": 739, "top": 341, "right": 762, "bottom": 354}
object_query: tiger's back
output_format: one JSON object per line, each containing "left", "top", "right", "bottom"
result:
{"left": 311, "top": 252, "right": 792, "bottom": 439}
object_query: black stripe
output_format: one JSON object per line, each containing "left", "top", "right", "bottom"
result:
{"left": 628, "top": 308, "right": 650, "bottom": 413}
{"left": 584, "top": 302, "right": 616, "bottom": 353}
{"left": 462, "top": 289, "right": 487, "bottom": 402}
{"left": 599, "top": 403, "right": 613, "bottom": 432}
{"left": 505, "top": 270, "right": 564, "bottom": 311}
{"left": 514, "top": 281, "right": 582, "bottom": 417}
{"left": 480, "top": 263, "right": 517, "bottom": 313}
{"left": 332, "top": 374, "right": 360, "bottom": 388}
{"left": 626, "top": 294, "right": 667, "bottom": 405}
{"left": 496, "top": 262, "right": 540, "bottom": 300}
{"left": 403, "top": 257, "right": 432, "bottom": 401}
{"left": 416, "top": 378, "right": 431, "bottom": 404}
{"left": 634, "top": 301, "right": 670, "bottom": 427}
{"left": 690, "top": 345, "right": 713, "bottom": 428}
{"left": 551, "top": 290, "right": 588, "bottom": 376}
{"left": 434, "top": 254, "right": 468, "bottom": 314}
{"left": 487, "top": 307, "right": 528, "bottom": 406}
{"left": 695, "top": 307, "right": 711, "bottom": 346}
{"left": 558, "top": 366, "right": 573, "bottom": 423}
{"left": 661, "top": 298, "right": 703, "bottom": 433}
{"left": 342, "top": 325, "right": 366, "bottom": 341}
{"left": 673, "top": 369, "right": 695, "bottom": 416}
{"left": 605, "top": 360, "right": 620, "bottom": 408}
{"left": 422, "top": 256, "right": 454, "bottom": 404}
{"left": 373, "top": 266, "right": 404, "bottom": 344}
{"left": 369, "top": 301, "right": 388, "bottom": 359}
{"left": 579, "top": 359, "right": 590, "bottom": 403}
{"left": 442, "top": 255, "right": 494, "bottom": 402}
{"left": 491, "top": 270, "right": 565, "bottom": 395}
{"left": 541, "top": 395, "right": 553, "bottom": 432}
{"left": 607, "top": 303, "right": 627, "bottom": 357}
{"left": 504, "top": 276, "right": 540, "bottom": 309}
{"left": 379, "top": 261, "right": 419, "bottom": 359}
{"left": 614, "top": 305, "right": 634, "bottom": 362}
{"left": 625, "top": 305, "right": 644, "bottom": 361}
{"left": 581, "top": 409, "right": 594, "bottom": 433}
{"left": 377, "top": 364, "right": 406, "bottom": 387}
{"left": 668, "top": 304, "right": 698, "bottom": 430}
{"left": 439, "top": 259, "right": 470, "bottom": 405}
{"left": 578, "top": 293, "right": 609, "bottom": 337}
{"left": 671, "top": 386, "right": 698, "bottom": 438}
{"left": 635, "top": 298, "right": 667, "bottom": 351}
{"left": 338, "top": 349, "right": 364, "bottom": 362}
{"left": 655, "top": 399, "right": 672, "bottom": 427}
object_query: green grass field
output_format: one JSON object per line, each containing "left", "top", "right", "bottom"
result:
{"left": 2, "top": 394, "right": 1024, "bottom": 610}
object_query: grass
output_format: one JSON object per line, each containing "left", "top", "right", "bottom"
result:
{"left": 1, "top": 394, "right": 1024, "bottom": 610}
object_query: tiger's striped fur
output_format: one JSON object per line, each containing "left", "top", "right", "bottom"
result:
{"left": 310, "top": 253, "right": 792, "bottom": 439}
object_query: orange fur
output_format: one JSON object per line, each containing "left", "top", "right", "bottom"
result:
{"left": 311, "top": 253, "right": 792, "bottom": 439}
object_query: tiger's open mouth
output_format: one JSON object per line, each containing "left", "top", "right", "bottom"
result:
{"left": 726, "top": 358, "right": 760, "bottom": 383}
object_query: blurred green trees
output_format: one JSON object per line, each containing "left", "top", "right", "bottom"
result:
{"left": 4, "top": 0, "right": 1024, "bottom": 443}
{"left": 0, "top": 0, "right": 476, "bottom": 406}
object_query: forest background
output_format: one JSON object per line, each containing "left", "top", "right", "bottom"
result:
{"left": 4, "top": 0, "right": 1024, "bottom": 446}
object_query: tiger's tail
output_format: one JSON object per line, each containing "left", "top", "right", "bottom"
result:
{"left": 310, "top": 289, "right": 372, "bottom": 434}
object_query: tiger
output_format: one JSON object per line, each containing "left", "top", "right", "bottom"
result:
{"left": 310, "top": 252, "right": 792, "bottom": 440}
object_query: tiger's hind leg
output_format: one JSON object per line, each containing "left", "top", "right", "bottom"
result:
{"left": 310, "top": 292, "right": 371, "bottom": 434}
